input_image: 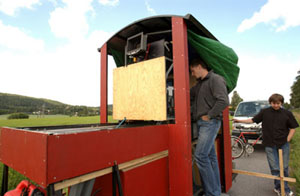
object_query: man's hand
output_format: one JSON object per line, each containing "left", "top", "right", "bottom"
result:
{"left": 233, "top": 118, "right": 253, "bottom": 124}
{"left": 233, "top": 119, "right": 239, "bottom": 123}
{"left": 201, "top": 115, "right": 210, "bottom": 121}
{"left": 287, "top": 129, "right": 295, "bottom": 142}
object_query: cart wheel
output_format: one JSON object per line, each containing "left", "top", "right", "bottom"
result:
{"left": 245, "top": 144, "right": 254, "bottom": 154}
{"left": 231, "top": 136, "right": 244, "bottom": 159}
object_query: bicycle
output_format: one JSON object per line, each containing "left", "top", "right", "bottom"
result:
{"left": 231, "top": 130, "right": 262, "bottom": 159}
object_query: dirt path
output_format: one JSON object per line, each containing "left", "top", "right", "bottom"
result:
{"left": 227, "top": 144, "right": 277, "bottom": 196}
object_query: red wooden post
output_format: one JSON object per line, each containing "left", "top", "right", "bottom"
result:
{"left": 100, "top": 43, "right": 108, "bottom": 124}
{"left": 169, "top": 16, "right": 193, "bottom": 196}
{"left": 172, "top": 19, "right": 191, "bottom": 126}
{"left": 222, "top": 107, "right": 232, "bottom": 192}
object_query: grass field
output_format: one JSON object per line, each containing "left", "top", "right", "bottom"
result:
{"left": 290, "top": 111, "right": 300, "bottom": 195}
{"left": 0, "top": 114, "right": 68, "bottom": 120}
{"left": 0, "top": 115, "right": 116, "bottom": 128}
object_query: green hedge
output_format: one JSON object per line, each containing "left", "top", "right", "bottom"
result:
{"left": 7, "top": 113, "right": 29, "bottom": 120}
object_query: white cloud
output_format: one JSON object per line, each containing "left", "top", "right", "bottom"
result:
{"left": 230, "top": 53, "right": 300, "bottom": 103}
{"left": 0, "top": 17, "right": 113, "bottom": 106}
{"left": 48, "top": 0, "right": 94, "bottom": 41}
{"left": 98, "top": 0, "right": 119, "bottom": 6}
{"left": 237, "top": 0, "right": 300, "bottom": 32}
{"left": 145, "top": 0, "right": 156, "bottom": 15}
{"left": 0, "top": 0, "right": 115, "bottom": 106}
{"left": 0, "top": 0, "right": 40, "bottom": 16}
{"left": 0, "top": 20, "right": 44, "bottom": 53}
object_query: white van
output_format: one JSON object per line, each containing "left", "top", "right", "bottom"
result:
{"left": 232, "top": 100, "right": 270, "bottom": 140}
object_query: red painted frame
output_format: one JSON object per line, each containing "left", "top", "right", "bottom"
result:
{"left": 0, "top": 128, "right": 48, "bottom": 187}
{"left": 168, "top": 17, "right": 193, "bottom": 195}
{"left": 100, "top": 43, "right": 108, "bottom": 124}
{"left": 0, "top": 125, "right": 169, "bottom": 187}
{"left": 222, "top": 107, "right": 233, "bottom": 192}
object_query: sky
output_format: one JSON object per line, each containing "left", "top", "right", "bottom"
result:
{"left": 0, "top": 0, "right": 299, "bottom": 107}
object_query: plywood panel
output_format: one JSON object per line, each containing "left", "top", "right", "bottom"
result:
{"left": 113, "top": 57, "right": 166, "bottom": 121}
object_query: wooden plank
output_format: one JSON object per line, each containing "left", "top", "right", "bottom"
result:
{"left": 232, "top": 169, "right": 296, "bottom": 183}
{"left": 54, "top": 167, "right": 113, "bottom": 191}
{"left": 54, "top": 150, "right": 168, "bottom": 191}
{"left": 113, "top": 57, "right": 166, "bottom": 121}
{"left": 120, "top": 150, "right": 168, "bottom": 171}
{"left": 121, "top": 152, "right": 168, "bottom": 172}
{"left": 279, "top": 149, "right": 285, "bottom": 196}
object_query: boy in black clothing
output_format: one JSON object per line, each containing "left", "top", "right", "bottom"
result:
{"left": 234, "top": 93, "right": 299, "bottom": 196}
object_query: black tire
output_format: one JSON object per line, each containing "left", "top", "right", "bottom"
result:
{"left": 231, "top": 136, "right": 245, "bottom": 159}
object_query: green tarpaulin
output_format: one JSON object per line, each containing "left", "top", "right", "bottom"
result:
{"left": 188, "top": 30, "right": 239, "bottom": 93}
{"left": 110, "top": 48, "right": 124, "bottom": 68}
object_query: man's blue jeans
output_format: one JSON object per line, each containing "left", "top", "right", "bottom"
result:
{"left": 194, "top": 118, "right": 221, "bottom": 196}
{"left": 265, "top": 142, "right": 290, "bottom": 193}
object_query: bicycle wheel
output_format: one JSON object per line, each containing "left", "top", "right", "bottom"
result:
{"left": 231, "top": 136, "right": 244, "bottom": 159}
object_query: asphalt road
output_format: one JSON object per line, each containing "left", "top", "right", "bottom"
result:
{"left": 227, "top": 144, "right": 278, "bottom": 196}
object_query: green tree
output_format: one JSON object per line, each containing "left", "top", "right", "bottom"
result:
{"left": 290, "top": 70, "right": 300, "bottom": 108}
{"left": 283, "top": 102, "right": 291, "bottom": 110}
{"left": 231, "top": 91, "right": 243, "bottom": 111}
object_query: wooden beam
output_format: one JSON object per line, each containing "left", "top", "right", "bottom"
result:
{"left": 54, "top": 150, "right": 168, "bottom": 191}
{"left": 121, "top": 152, "right": 168, "bottom": 172}
{"left": 232, "top": 169, "right": 296, "bottom": 183}
{"left": 279, "top": 149, "right": 285, "bottom": 196}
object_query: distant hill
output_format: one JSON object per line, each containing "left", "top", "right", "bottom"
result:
{"left": 0, "top": 92, "right": 106, "bottom": 116}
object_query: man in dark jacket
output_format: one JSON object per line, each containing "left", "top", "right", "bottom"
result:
{"left": 190, "top": 58, "right": 229, "bottom": 196}
{"left": 234, "top": 94, "right": 298, "bottom": 196}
